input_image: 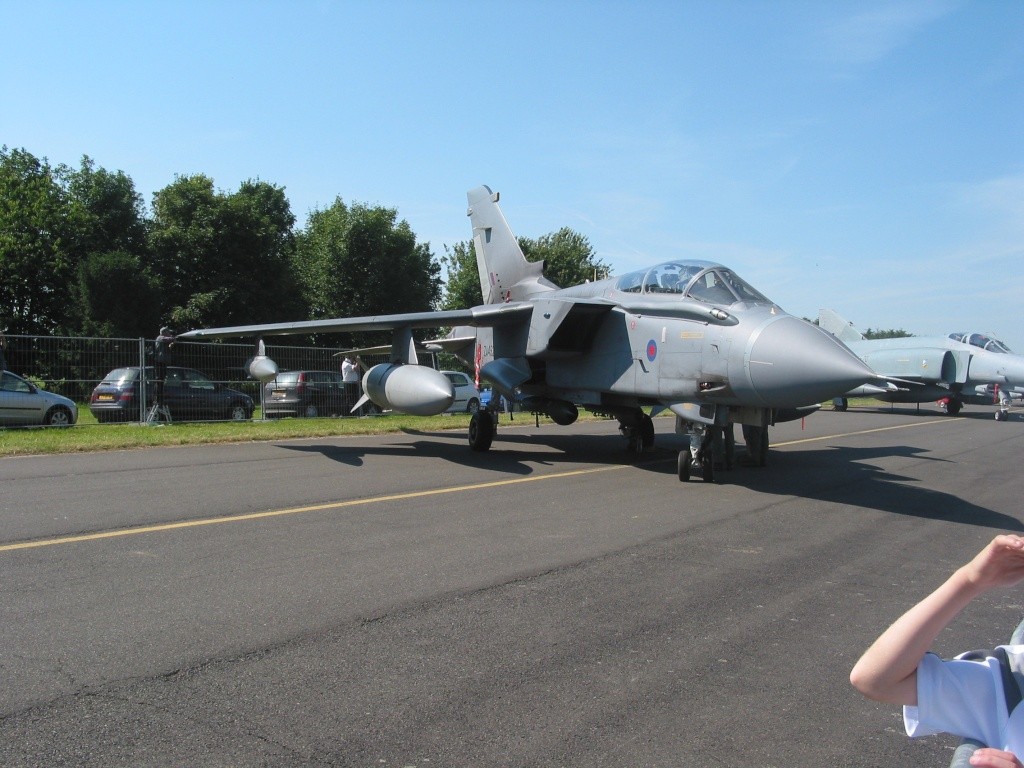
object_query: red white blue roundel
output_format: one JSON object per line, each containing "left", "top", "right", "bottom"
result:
{"left": 646, "top": 339, "right": 658, "bottom": 361}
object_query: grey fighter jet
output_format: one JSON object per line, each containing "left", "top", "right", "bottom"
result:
{"left": 180, "top": 186, "right": 876, "bottom": 482}
{"left": 819, "top": 310, "right": 1024, "bottom": 421}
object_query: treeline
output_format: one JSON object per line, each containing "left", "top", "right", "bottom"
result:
{"left": 1, "top": 147, "right": 606, "bottom": 344}
{"left": 863, "top": 328, "right": 913, "bottom": 339}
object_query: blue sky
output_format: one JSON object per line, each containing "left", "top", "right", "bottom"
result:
{"left": 3, "top": 1, "right": 1022, "bottom": 349}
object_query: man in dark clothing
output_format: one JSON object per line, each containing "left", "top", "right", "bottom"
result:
{"left": 151, "top": 327, "right": 175, "bottom": 421}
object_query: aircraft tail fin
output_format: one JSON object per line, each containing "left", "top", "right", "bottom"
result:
{"left": 818, "top": 309, "right": 865, "bottom": 342}
{"left": 467, "top": 186, "right": 559, "bottom": 304}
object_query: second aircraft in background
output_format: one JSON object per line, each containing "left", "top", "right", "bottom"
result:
{"left": 819, "top": 309, "right": 1024, "bottom": 421}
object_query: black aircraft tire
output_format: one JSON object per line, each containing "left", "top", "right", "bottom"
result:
{"left": 702, "top": 456, "right": 715, "bottom": 483}
{"left": 724, "top": 427, "right": 735, "bottom": 470}
{"left": 756, "top": 428, "right": 769, "bottom": 467}
{"left": 677, "top": 451, "right": 691, "bottom": 482}
{"left": 640, "top": 413, "right": 655, "bottom": 451}
{"left": 468, "top": 411, "right": 495, "bottom": 452}
{"left": 945, "top": 399, "right": 963, "bottom": 416}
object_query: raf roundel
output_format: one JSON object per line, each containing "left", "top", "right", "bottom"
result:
{"left": 647, "top": 339, "right": 658, "bottom": 362}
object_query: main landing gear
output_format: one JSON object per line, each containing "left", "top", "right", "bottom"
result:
{"left": 619, "top": 412, "right": 656, "bottom": 457}
{"left": 468, "top": 409, "right": 496, "bottom": 451}
{"left": 742, "top": 424, "right": 769, "bottom": 467}
{"left": 938, "top": 397, "right": 963, "bottom": 416}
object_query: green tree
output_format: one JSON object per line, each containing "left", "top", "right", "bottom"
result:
{"left": 519, "top": 227, "right": 609, "bottom": 289}
{"left": 149, "top": 175, "right": 303, "bottom": 330}
{"left": 0, "top": 147, "right": 72, "bottom": 335}
{"left": 62, "top": 156, "right": 153, "bottom": 335}
{"left": 440, "top": 227, "right": 608, "bottom": 311}
{"left": 439, "top": 240, "right": 481, "bottom": 310}
{"left": 294, "top": 198, "right": 441, "bottom": 341}
{"left": 864, "top": 328, "right": 913, "bottom": 339}
{"left": 213, "top": 179, "right": 304, "bottom": 326}
{"left": 149, "top": 174, "right": 221, "bottom": 323}
{"left": 64, "top": 156, "right": 148, "bottom": 260}
{"left": 76, "top": 250, "right": 162, "bottom": 337}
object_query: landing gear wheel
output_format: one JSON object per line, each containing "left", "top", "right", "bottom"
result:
{"left": 701, "top": 455, "right": 715, "bottom": 483}
{"left": 468, "top": 410, "right": 495, "bottom": 452}
{"left": 944, "top": 399, "right": 962, "bottom": 416}
{"left": 677, "top": 450, "right": 691, "bottom": 482}
{"left": 755, "top": 427, "right": 769, "bottom": 467}
{"left": 724, "top": 426, "right": 735, "bottom": 470}
{"left": 639, "top": 413, "right": 655, "bottom": 452}
{"left": 743, "top": 425, "right": 769, "bottom": 467}
{"left": 627, "top": 435, "right": 643, "bottom": 458}
{"left": 834, "top": 398, "right": 848, "bottom": 412}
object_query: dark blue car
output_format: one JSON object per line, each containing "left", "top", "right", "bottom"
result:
{"left": 89, "top": 366, "right": 253, "bottom": 423}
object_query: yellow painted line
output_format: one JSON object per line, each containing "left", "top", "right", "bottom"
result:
{"left": 0, "top": 415, "right": 957, "bottom": 554}
{"left": 0, "top": 464, "right": 625, "bottom": 553}
{"left": 771, "top": 416, "right": 949, "bottom": 447}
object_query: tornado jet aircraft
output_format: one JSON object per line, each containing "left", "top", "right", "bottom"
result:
{"left": 180, "top": 186, "right": 876, "bottom": 483}
{"left": 819, "top": 310, "right": 1024, "bottom": 421}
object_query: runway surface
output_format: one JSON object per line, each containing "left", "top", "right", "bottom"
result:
{"left": 1, "top": 405, "right": 1023, "bottom": 766}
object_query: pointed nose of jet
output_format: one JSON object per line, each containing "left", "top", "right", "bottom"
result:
{"left": 744, "top": 315, "right": 875, "bottom": 407}
{"left": 967, "top": 351, "right": 1024, "bottom": 388}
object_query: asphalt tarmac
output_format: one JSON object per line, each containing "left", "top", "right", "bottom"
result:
{"left": 1, "top": 404, "right": 1022, "bottom": 767}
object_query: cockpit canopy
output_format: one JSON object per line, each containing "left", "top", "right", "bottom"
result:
{"left": 615, "top": 260, "right": 774, "bottom": 307}
{"left": 949, "top": 332, "right": 1013, "bottom": 354}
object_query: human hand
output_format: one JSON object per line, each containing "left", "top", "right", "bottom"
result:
{"left": 969, "top": 747, "right": 1023, "bottom": 768}
{"left": 961, "top": 534, "right": 1024, "bottom": 592}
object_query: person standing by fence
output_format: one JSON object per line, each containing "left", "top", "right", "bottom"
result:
{"left": 341, "top": 355, "right": 366, "bottom": 416}
{"left": 149, "top": 327, "right": 176, "bottom": 423}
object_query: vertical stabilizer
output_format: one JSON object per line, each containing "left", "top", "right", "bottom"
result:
{"left": 467, "top": 186, "right": 559, "bottom": 304}
{"left": 818, "top": 309, "right": 866, "bottom": 343}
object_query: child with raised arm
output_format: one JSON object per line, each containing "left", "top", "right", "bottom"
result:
{"left": 851, "top": 534, "right": 1024, "bottom": 768}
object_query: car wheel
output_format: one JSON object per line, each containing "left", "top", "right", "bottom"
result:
{"left": 45, "top": 407, "right": 74, "bottom": 427}
{"left": 228, "top": 404, "right": 250, "bottom": 421}
{"left": 303, "top": 404, "right": 319, "bottom": 418}
{"left": 467, "top": 397, "right": 480, "bottom": 414}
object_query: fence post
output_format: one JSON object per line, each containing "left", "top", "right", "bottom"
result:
{"left": 137, "top": 337, "right": 146, "bottom": 423}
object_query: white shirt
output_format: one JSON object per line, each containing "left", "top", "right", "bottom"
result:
{"left": 341, "top": 359, "right": 359, "bottom": 383}
{"left": 905, "top": 647, "right": 1024, "bottom": 756}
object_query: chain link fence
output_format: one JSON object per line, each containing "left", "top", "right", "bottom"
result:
{"left": 1, "top": 334, "right": 406, "bottom": 424}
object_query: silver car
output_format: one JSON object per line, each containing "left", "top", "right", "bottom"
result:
{"left": 441, "top": 370, "right": 481, "bottom": 413}
{"left": 0, "top": 370, "right": 78, "bottom": 427}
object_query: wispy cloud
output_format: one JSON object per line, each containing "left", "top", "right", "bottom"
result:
{"left": 821, "top": 1, "right": 959, "bottom": 69}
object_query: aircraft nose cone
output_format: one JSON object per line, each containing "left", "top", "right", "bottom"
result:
{"left": 968, "top": 353, "right": 1024, "bottom": 387}
{"left": 746, "top": 316, "right": 875, "bottom": 406}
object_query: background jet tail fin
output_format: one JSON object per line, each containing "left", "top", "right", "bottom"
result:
{"left": 818, "top": 309, "right": 865, "bottom": 342}
{"left": 468, "top": 185, "right": 558, "bottom": 304}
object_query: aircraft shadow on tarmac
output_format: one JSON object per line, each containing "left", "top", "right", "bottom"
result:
{"left": 279, "top": 426, "right": 654, "bottom": 477}
{"left": 280, "top": 428, "right": 1020, "bottom": 531}
{"left": 719, "top": 442, "right": 1022, "bottom": 531}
